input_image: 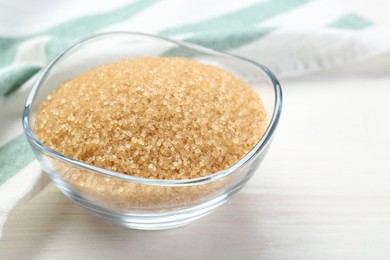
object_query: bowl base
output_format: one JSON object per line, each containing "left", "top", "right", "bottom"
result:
{"left": 66, "top": 191, "right": 230, "bottom": 230}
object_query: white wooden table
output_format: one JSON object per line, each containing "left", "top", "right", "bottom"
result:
{"left": 1, "top": 1, "right": 390, "bottom": 259}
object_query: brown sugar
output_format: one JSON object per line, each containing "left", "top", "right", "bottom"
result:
{"left": 34, "top": 57, "right": 267, "bottom": 180}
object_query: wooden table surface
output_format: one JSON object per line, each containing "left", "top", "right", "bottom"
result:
{"left": 1, "top": 1, "right": 390, "bottom": 259}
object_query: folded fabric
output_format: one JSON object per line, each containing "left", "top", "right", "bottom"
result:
{"left": 1, "top": 0, "right": 389, "bottom": 237}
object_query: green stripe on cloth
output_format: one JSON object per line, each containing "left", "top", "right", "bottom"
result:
{"left": 0, "top": 38, "right": 23, "bottom": 68}
{"left": 328, "top": 13, "right": 372, "bottom": 30}
{"left": 0, "top": 0, "right": 157, "bottom": 66}
{"left": 0, "top": 65, "right": 40, "bottom": 97}
{"left": 44, "top": 0, "right": 158, "bottom": 39}
{"left": 161, "top": 0, "right": 310, "bottom": 55}
{"left": 0, "top": 0, "right": 158, "bottom": 96}
{"left": 163, "top": 27, "right": 274, "bottom": 57}
{"left": 43, "top": 0, "right": 158, "bottom": 59}
{"left": 161, "top": 0, "right": 310, "bottom": 36}
{"left": 0, "top": 134, "right": 35, "bottom": 185}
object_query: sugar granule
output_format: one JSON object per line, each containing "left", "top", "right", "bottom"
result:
{"left": 34, "top": 57, "right": 267, "bottom": 180}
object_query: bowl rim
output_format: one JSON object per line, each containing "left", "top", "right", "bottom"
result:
{"left": 22, "top": 31, "right": 282, "bottom": 187}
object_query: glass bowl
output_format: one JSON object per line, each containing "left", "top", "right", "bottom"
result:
{"left": 22, "top": 32, "right": 282, "bottom": 230}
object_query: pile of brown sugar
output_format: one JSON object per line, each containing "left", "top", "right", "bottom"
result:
{"left": 34, "top": 57, "right": 267, "bottom": 180}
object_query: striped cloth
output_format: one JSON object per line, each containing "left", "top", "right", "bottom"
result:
{"left": 1, "top": 0, "right": 389, "bottom": 236}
